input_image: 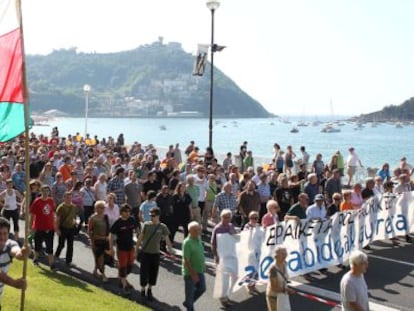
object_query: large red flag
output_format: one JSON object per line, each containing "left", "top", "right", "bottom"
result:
{"left": 0, "top": 0, "right": 25, "bottom": 142}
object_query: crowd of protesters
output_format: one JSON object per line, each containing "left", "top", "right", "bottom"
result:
{"left": 0, "top": 128, "right": 413, "bottom": 310}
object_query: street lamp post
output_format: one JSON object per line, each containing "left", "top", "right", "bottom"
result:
{"left": 206, "top": 0, "right": 220, "bottom": 149}
{"left": 83, "top": 84, "right": 91, "bottom": 139}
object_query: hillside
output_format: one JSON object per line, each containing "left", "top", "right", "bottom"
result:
{"left": 26, "top": 39, "right": 270, "bottom": 118}
{"left": 356, "top": 97, "right": 414, "bottom": 121}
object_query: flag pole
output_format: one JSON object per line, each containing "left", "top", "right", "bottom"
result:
{"left": 16, "top": 0, "right": 31, "bottom": 309}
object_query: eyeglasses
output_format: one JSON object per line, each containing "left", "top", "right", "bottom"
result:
{"left": 334, "top": 198, "right": 341, "bottom": 201}
{"left": 150, "top": 214, "right": 157, "bottom": 217}
{"left": 250, "top": 217, "right": 258, "bottom": 220}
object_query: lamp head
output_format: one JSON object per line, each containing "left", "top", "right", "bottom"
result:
{"left": 83, "top": 84, "right": 91, "bottom": 92}
{"left": 206, "top": 0, "right": 220, "bottom": 11}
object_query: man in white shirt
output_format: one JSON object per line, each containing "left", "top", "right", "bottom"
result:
{"left": 340, "top": 250, "right": 369, "bottom": 311}
{"left": 306, "top": 194, "right": 327, "bottom": 220}
{"left": 346, "top": 147, "right": 363, "bottom": 187}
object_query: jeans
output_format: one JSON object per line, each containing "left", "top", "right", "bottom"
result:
{"left": 184, "top": 273, "right": 206, "bottom": 311}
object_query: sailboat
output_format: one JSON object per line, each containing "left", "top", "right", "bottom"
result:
{"left": 321, "top": 99, "right": 341, "bottom": 133}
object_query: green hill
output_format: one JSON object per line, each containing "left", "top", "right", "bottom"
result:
{"left": 356, "top": 97, "right": 414, "bottom": 121}
{"left": 26, "top": 39, "right": 270, "bottom": 118}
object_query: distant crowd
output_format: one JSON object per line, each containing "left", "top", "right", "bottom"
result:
{"left": 0, "top": 127, "right": 413, "bottom": 310}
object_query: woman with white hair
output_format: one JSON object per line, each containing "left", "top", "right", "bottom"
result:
{"left": 211, "top": 209, "right": 237, "bottom": 307}
{"left": 266, "top": 246, "right": 294, "bottom": 311}
{"left": 340, "top": 250, "right": 369, "bottom": 311}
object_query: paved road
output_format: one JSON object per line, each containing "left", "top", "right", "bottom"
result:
{"left": 22, "top": 219, "right": 413, "bottom": 311}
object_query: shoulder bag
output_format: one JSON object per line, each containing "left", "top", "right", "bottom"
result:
{"left": 136, "top": 223, "right": 161, "bottom": 262}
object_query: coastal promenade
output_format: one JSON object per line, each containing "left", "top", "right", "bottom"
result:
{"left": 20, "top": 219, "right": 414, "bottom": 311}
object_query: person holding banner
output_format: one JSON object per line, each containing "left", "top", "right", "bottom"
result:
{"left": 211, "top": 209, "right": 237, "bottom": 307}
{"left": 266, "top": 246, "right": 294, "bottom": 311}
{"left": 340, "top": 250, "right": 369, "bottom": 311}
{"left": 284, "top": 193, "right": 309, "bottom": 222}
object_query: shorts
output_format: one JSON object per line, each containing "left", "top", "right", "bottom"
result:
{"left": 93, "top": 239, "right": 109, "bottom": 258}
{"left": 34, "top": 230, "right": 54, "bottom": 254}
{"left": 347, "top": 166, "right": 357, "bottom": 175}
{"left": 117, "top": 248, "right": 135, "bottom": 277}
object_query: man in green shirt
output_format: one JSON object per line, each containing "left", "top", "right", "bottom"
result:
{"left": 182, "top": 221, "right": 206, "bottom": 311}
{"left": 284, "top": 193, "right": 309, "bottom": 221}
{"left": 54, "top": 191, "right": 78, "bottom": 267}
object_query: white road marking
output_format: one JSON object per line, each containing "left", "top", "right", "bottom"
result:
{"left": 169, "top": 248, "right": 403, "bottom": 310}
{"left": 288, "top": 281, "right": 402, "bottom": 311}
{"left": 369, "top": 254, "right": 414, "bottom": 268}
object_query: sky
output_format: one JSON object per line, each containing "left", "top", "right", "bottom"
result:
{"left": 20, "top": 0, "right": 414, "bottom": 116}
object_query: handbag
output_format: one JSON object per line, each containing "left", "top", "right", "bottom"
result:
{"left": 136, "top": 223, "right": 161, "bottom": 262}
{"left": 103, "top": 215, "right": 115, "bottom": 267}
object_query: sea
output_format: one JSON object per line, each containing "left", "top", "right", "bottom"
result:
{"left": 32, "top": 117, "right": 414, "bottom": 171}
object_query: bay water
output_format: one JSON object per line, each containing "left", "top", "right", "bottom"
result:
{"left": 32, "top": 117, "right": 414, "bottom": 170}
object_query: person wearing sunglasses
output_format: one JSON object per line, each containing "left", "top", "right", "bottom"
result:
{"left": 136, "top": 207, "right": 174, "bottom": 301}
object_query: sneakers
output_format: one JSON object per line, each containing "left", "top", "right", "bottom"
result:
{"left": 32, "top": 258, "right": 39, "bottom": 266}
{"left": 50, "top": 263, "right": 58, "bottom": 271}
{"left": 147, "top": 288, "right": 153, "bottom": 301}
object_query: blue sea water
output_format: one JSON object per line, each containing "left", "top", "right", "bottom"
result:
{"left": 32, "top": 117, "right": 414, "bottom": 169}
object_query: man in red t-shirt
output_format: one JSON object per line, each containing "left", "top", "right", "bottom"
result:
{"left": 30, "top": 185, "right": 57, "bottom": 271}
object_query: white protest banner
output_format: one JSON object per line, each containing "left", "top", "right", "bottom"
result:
{"left": 214, "top": 192, "right": 414, "bottom": 292}
{"left": 213, "top": 233, "right": 239, "bottom": 299}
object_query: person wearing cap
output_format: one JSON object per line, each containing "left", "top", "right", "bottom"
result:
{"left": 30, "top": 185, "right": 57, "bottom": 270}
{"left": 346, "top": 147, "right": 363, "bottom": 187}
{"left": 306, "top": 194, "right": 327, "bottom": 221}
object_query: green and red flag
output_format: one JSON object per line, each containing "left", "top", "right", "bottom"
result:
{"left": 0, "top": 0, "right": 26, "bottom": 142}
